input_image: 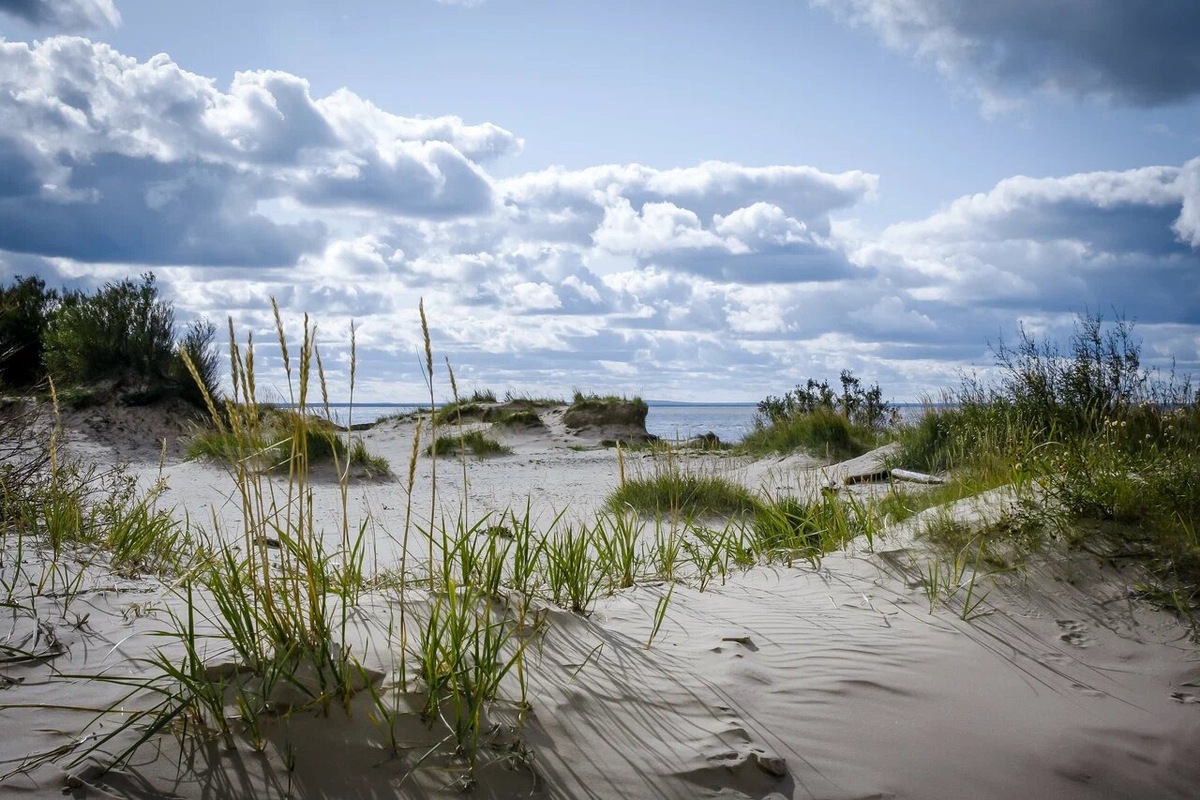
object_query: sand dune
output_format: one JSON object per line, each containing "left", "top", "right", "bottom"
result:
{"left": 2, "top": 404, "right": 1198, "bottom": 799}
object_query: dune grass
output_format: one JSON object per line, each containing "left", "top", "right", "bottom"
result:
{"left": 609, "top": 471, "right": 758, "bottom": 518}
{"left": 427, "top": 429, "right": 511, "bottom": 458}
{"left": 740, "top": 405, "right": 882, "bottom": 459}
{"left": 563, "top": 392, "right": 649, "bottom": 430}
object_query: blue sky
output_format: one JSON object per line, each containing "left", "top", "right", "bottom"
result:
{"left": 1, "top": 0, "right": 1198, "bottom": 402}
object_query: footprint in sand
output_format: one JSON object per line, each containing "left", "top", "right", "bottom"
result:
{"left": 1056, "top": 619, "right": 1094, "bottom": 648}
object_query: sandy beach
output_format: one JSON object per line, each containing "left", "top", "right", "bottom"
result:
{"left": 2, "top": 400, "right": 1199, "bottom": 800}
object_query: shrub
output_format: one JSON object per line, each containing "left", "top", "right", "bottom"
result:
{"left": 991, "top": 312, "right": 1155, "bottom": 437}
{"left": 748, "top": 371, "right": 894, "bottom": 459}
{"left": 758, "top": 370, "right": 896, "bottom": 430}
{"left": 38, "top": 273, "right": 220, "bottom": 409}
{"left": 44, "top": 273, "right": 176, "bottom": 386}
{"left": 176, "top": 319, "right": 221, "bottom": 409}
{"left": 0, "top": 276, "right": 55, "bottom": 389}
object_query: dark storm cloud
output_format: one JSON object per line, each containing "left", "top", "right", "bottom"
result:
{"left": 0, "top": 0, "right": 119, "bottom": 31}
{"left": 0, "top": 152, "right": 323, "bottom": 266}
{"left": 816, "top": 0, "right": 1200, "bottom": 106}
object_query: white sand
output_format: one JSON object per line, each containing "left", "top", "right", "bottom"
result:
{"left": 2, "top": 405, "right": 1198, "bottom": 799}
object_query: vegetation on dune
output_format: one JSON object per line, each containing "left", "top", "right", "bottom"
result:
{"left": 563, "top": 392, "right": 649, "bottom": 431}
{"left": 0, "top": 276, "right": 56, "bottom": 389}
{"left": 743, "top": 370, "right": 896, "bottom": 458}
{"left": 609, "top": 470, "right": 759, "bottom": 518}
{"left": 890, "top": 312, "right": 1200, "bottom": 616}
{"left": 187, "top": 407, "right": 391, "bottom": 476}
{"left": 502, "top": 389, "right": 563, "bottom": 406}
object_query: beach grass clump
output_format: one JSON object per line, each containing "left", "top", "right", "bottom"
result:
{"left": 428, "top": 430, "right": 511, "bottom": 458}
{"left": 744, "top": 371, "right": 894, "bottom": 459}
{"left": 752, "top": 492, "right": 880, "bottom": 564}
{"left": 434, "top": 400, "right": 486, "bottom": 425}
{"left": 741, "top": 405, "right": 868, "bottom": 459}
{"left": 609, "top": 467, "right": 759, "bottom": 519}
{"left": 493, "top": 407, "right": 543, "bottom": 428}
{"left": 502, "top": 389, "right": 562, "bottom": 406}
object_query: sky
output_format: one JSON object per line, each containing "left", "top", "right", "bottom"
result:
{"left": 1, "top": 0, "right": 1198, "bottom": 403}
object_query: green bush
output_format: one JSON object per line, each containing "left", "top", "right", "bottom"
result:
{"left": 44, "top": 273, "right": 176, "bottom": 385}
{"left": 748, "top": 371, "right": 893, "bottom": 458}
{"left": 37, "top": 273, "right": 220, "bottom": 409}
{"left": 176, "top": 319, "right": 221, "bottom": 409}
{"left": 757, "top": 370, "right": 896, "bottom": 430}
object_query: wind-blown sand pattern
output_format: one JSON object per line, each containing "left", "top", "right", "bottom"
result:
{"left": 2, "top": 403, "right": 1198, "bottom": 799}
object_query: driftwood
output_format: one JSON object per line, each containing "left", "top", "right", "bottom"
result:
{"left": 843, "top": 468, "right": 944, "bottom": 486}
{"left": 843, "top": 469, "right": 891, "bottom": 485}
{"left": 890, "top": 468, "right": 944, "bottom": 485}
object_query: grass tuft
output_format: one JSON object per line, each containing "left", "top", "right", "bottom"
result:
{"left": 427, "top": 430, "right": 511, "bottom": 458}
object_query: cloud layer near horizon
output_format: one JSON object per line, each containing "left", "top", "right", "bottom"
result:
{"left": 1, "top": 35, "right": 1197, "bottom": 401}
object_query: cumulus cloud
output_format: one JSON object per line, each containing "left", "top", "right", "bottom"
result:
{"left": 0, "top": 0, "right": 119, "bottom": 31}
{"left": 504, "top": 162, "right": 875, "bottom": 240}
{"left": 859, "top": 163, "right": 1200, "bottom": 330}
{"left": 814, "top": 0, "right": 1200, "bottom": 107}
{"left": 0, "top": 36, "right": 519, "bottom": 265}
{"left": 1173, "top": 158, "right": 1200, "bottom": 247}
{"left": 503, "top": 162, "right": 874, "bottom": 283}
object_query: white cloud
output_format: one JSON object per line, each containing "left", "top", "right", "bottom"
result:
{"left": 860, "top": 164, "right": 1200, "bottom": 329}
{"left": 1172, "top": 158, "right": 1200, "bottom": 247}
{"left": 592, "top": 200, "right": 727, "bottom": 255}
{"left": 0, "top": 37, "right": 518, "bottom": 265}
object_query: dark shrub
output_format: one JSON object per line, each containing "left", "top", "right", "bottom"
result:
{"left": 176, "top": 318, "right": 221, "bottom": 407}
{"left": 0, "top": 276, "right": 56, "bottom": 389}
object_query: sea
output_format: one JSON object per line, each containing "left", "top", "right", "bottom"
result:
{"left": 318, "top": 402, "right": 762, "bottom": 443}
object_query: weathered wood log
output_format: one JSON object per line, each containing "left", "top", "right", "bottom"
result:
{"left": 890, "top": 468, "right": 944, "bottom": 484}
{"left": 843, "top": 469, "right": 891, "bottom": 485}
{"left": 843, "top": 467, "right": 945, "bottom": 485}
